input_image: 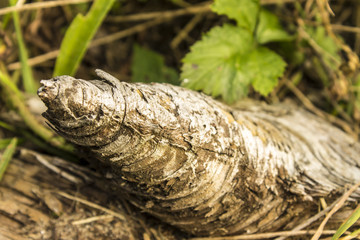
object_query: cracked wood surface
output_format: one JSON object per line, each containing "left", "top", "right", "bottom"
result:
{"left": 37, "top": 69, "right": 360, "bottom": 236}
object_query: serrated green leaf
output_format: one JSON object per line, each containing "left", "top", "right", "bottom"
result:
{"left": 211, "top": 0, "right": 259, "bottom": 32}
{"left": 131, "top": 44, "right": 179, "bottom": 85}
{"left": 53, "top": 0, "right": 115, "bottom": 76}
{"left": 181, "top": 24, "right": 286, "bottom": 102}
{"left": 248, "top": 47, "right": 286, "bottom": 95}
{"left": 256, "top": 9, "right": 293, "bottom": 44}
{"left": 331, "top": 204, "right": 360, "bottom": 240}
{"left": 181, "top": 24, "right": 255, "bottom": 103}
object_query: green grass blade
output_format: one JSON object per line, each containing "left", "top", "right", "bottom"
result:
{"left": 0, "top": 120, "right": 16, "bottom": 132}
{"left": 0, "top": 137, "right": 18, "bottom": 182}
{"left": 346, "top": 228, "right": 360, "bottom": 239}
{"left": 53, "top": 0, "right": 115, "bottom": 76}
{"left": 0, "top": 138, "right": 15, "bottom": 150}
{"left": 0, "top": 68, "right": 72, "bottom": 152}
{"left": 19, "top": 130, "right": 78, "bottom": 163}
{"left": 9, "top": 0, "right": 38, "bottom": 94}
{"left": 331, "top": 204, "right": 360, "bottom": 240}
{"left": 0, "top": 67, "right": 23, "bottom": 99}
{"left": 0, "top": 138, "right": 24, "bottom": 150}
{"left": 0, "top": 121, "right": 76, "bottom": 162}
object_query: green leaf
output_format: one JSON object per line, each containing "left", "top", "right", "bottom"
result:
{"left": 131, "top": 44, "right": 179, "bottom": 85}
{"left": 53, "top": 0, "right": 115, "bottom": 76}
{"left": 181, "top": 25, "right": 286, "bottom": 102}
{"left": 211, "top": 0, "right": 259, "bottom": 32}
{"left": 0, "top": 137, "right": 17, "bottom": 182}
{"left": 332, "top": 204, "right": 360, "bottom": 240}
{"left": 248, "top": 47, "right": 286, "bottom": 95}
{"left": 256, "top": 9, "right": 293, "bottom": 44}
{"left": 181, "top": 24, "right": 255, "bottom": 103}
{"left": 9, "top": 0, "right": 38, "bottom": 94}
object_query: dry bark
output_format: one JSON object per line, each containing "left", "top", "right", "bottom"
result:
{"left": 37, "top": 70, "right": 360, "bottom": 236}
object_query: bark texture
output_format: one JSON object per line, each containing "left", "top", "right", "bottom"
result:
{"left": 37, "top": 70, "right": 360, "bottom": 236}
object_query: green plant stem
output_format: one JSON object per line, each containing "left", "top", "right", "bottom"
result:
{"left": 0, "top": 122, "right": 77, "bottom": 162}
{"left": 0, "top": 66, "right": 72, "bottom": 152}
{"left": 0, "top": 67, "right": 23, "bottom": 99}
{"left": 9, "top": 0, "right": 38, "bottom": 94}
{"left": 20, "top": 130, "right": 78, "bottom": 163}
{"left": 0, "top": 120, "right": 16, "bottom": 132}
{"left": 0, "top": 137, "right": 17, "bottom": 182}
{"left": 0, "top": 138, "right": 22, "bottom": 150}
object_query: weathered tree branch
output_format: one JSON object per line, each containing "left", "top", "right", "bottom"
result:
{"left": 37, "top": 70, "right": 360, "bottom": 236}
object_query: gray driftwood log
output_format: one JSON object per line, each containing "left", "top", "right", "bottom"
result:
{"left": 37, "top": 70, "right": 360, "bottom": 236}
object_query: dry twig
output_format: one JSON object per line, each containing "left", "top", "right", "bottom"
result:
{"left": 106, "top": 3, "right": 211, "bottom": 23}
{"left": 285, "top": 80, "right": 356, "bottom": 138}
{"left": 19, "top": 149, "right": 84, "bottom": 184}
{"left": 311, "top": 181, "right": 360, "bottom": 240}
{"left": 171, "top": 14, "right": 204, "bottom": 49}
{"left": 8, "top": 18, "right": 168, "bottom": 70}
{"left": 332, "top": 24, "right": 360, "bottom": 34}
{"left": 0, "top": 0, "right": 93, "bottom": 16}
{"left": 71, "top": 214, "right": 114, "bottom": 225}
{"left": 56, "top": 191, "right": 126, "bottom": 221}
{"left": 191, "top": 230, "right": 338, "bottom": 240}
{"left": 275, "top": 196, "right": 343, "bottom": 240}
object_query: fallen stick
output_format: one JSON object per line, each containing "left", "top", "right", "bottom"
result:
{"left": 37, "top": 70, "right": 360, "bottom": 236}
